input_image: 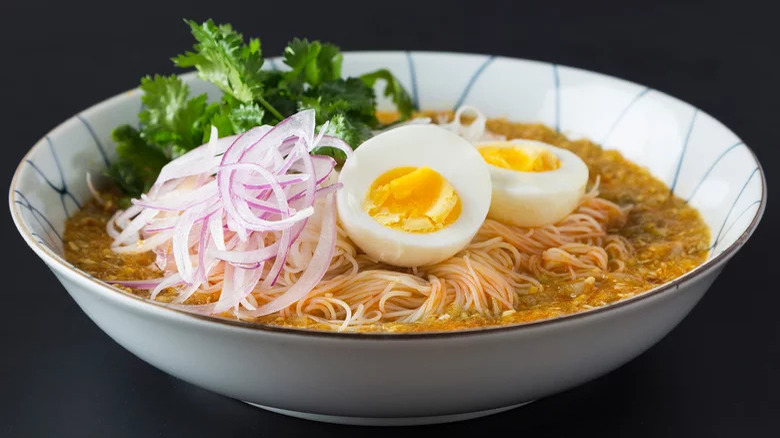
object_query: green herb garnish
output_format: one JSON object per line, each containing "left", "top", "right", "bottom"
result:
{"left": 105, "top": 125, "right": 169, "bottom": 201}
{"left": 107, "top": 19, "right": 414, "bottom": 199}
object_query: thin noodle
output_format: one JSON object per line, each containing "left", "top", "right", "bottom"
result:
{"left": 134, "top": 173, "right": 634, "bottom": 331}
{"left": 158, "top": 182, "right": 633, "bottom": 331}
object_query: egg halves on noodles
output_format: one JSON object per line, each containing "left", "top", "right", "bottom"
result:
{"left": 337, "top": 125, "right": 492, "bottom": 267}
{"left": 477, "top": 139, "right": 589, "bottom": 227}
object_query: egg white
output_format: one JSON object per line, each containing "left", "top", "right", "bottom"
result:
{"left": 337, "top": 125, "right": 492, "bottom": 267}
{"left": 480, "top": 139, "right": 589, "bottom": 227}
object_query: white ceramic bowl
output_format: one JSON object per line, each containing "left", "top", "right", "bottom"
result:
{"left": 9, "top": 52, "right": 766, "bottom": 426}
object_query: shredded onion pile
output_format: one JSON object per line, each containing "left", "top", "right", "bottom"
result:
{"left": 107, "top": 110, "right": 351, "bottom": 316}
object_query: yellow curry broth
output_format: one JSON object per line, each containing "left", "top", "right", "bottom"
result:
{"left": 64, "top": 114, "right": 710, "bottom": 333}
{"left": 64, "top": 195, "right": 217, "bottom": 305}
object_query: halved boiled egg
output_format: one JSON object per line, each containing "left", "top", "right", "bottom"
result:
{"left": 337, "top": 125, "right": 492, "bottom": 267}
{"left": 477, "top": 139, "right": 589, "bottom": 227}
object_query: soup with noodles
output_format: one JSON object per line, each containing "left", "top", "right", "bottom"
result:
{"left": 63, "top": 111, "right": 710, "bottom": 333}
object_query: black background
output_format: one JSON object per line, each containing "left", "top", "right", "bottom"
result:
{"left": 2, "top": 0, "right": 777, "bottom": 436}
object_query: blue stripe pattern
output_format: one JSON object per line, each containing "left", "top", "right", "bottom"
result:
{"left": 77, "top": 115, "right": 110, "bottom": 166}
{"left": 711, "top": 167, "right": 759, "bottom": 250}
{"left": 686, "top": 141, "right": 745, "bottom": 202}
{"left": 30, "top": 232, "right": 44, "bottom": 245}
{"left": 453, "top": 56, "right": 495, "bottom": 110}
{"left": 14, "top": 190, "right": 62, "bottom": 247}
{"left": 405, "top": 51, "right": 420, "bottom": 110}
{"left": 669, "top": 108, "right": 699, "bottom": 193}
{"left": 717, "top": 199, "right": 761, "bottom": 248}
{"left": 601, "top": 87, "right": 651, "bottom": 144}
{"left": 25, "top": 137, "right": 82, "bottom": 218}
{"left": 552, "top": 64, "right": 560, "bottom": 132}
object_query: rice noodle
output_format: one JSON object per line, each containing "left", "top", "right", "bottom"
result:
{"left": 251, "top": 183, "right": 632, "bottom": 331}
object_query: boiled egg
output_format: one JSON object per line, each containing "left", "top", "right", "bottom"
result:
{"left": 477, "top": 139, "right": 589, "bottom": 227}
{"left": 337, "top": 125, "right": 492, "bottom": 267}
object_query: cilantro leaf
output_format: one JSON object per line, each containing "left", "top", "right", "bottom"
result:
{"left": 283, "top": 39, "right": 343, "bottom": 91}
{"left": 298, "top": 78, "right": 377, "bottom": 151}
{"left": 173, "top": 19, "right": 283, "bottom": 121}
{"left": 106, "top": 75, "right": 217, "bottom": 195}
{"left": 173, "top": 19, "right": 264, "bottom": 104}
{"left": 137, "top": 74, "right": 216, "bottom": 158}
{"left": 316, "top": 43, "right": 343, "bottom": 84}
{"left": 359, "top": 69, "right": 415, "bottom": 120}
{"left": 258, "top": 70, "right": 300, "bottom": 119}
{"left": 105, "top": 125, "right": 169, "bottom": 198}
{"left": 226, "top": 103, "right": 265, "bottom": 132}
{"left": 209, "top": 97, "right": 265, "bottom": 139}
{"left": 300, "top": 78, "right": 377, "bottom": 123}
{"left": 313, "top": 113, "right": 373, "bottom": 159}
{"left": 283, "top": 38, "right": 321, "bottom": 92}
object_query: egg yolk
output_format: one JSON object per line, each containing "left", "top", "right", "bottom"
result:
{"left": 364, "top": 166, "right": 461, "bottom": 233}
{"left": 479, "top": 143, "right": 560, "bottom": 172}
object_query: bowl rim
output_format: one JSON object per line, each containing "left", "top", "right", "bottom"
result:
{"left": 8, "top": 50, "right": 768, "bottom": 339}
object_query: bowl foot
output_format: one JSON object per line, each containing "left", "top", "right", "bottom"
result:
{"left": 242, "top": 401, "right": 534, "bottom": 426}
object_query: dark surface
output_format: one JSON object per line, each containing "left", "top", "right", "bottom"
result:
{"left": 1, "top": 0, "right": 777, "bottom": 436}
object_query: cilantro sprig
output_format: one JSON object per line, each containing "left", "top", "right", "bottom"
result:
{"left": 173, "top": 20, "right": 282, "bottom": 120}
{"left": 106, "top": 75, "right": 215, "bottom": 201}
{"left": 107, "top": 19, "right": 415, "bottom": 199}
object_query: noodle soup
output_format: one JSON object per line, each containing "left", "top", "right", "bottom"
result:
{"left": 63, "top": 114, "right": 710, "bottom": 333}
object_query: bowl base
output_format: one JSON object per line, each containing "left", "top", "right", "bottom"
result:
{"left": 242, "top": 401, "right": 534, "bottom": 426}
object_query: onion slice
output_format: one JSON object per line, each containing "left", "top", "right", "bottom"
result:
{"left": 106, "top": 109, "right": 349, "bottom": 319}
{"left": 248, "top": 193, "right": 337, "bottom": 316}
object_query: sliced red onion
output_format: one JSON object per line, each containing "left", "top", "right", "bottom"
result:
{"left": 132, "top": 181, "right": 218, "bottom": 211}
{"left": 154, "top": 247, "right": 169, "bottom": 271}
{"left": 107, "top": 109, "right": 350, "bottom": 319}
{"left": 316, "top": 135, "right": 354, "bottom": 159}
{"left": 151, "top": 273, "right": 184, "bottom": 300}
{"left": 209, "top": 211, "right": 226, "bottom": 251}
{"left": 213, "top": 234, "right": 265, "bottom": 313}
{"left": 212, "top": 240, "right": 279, "bottom": 264}
{"left": 262, "top": 137, "right": 319, "bottom": 287}
{"left": 112, "top": 208, "right": 159, "bottom": 247}
{"left": 86, "top": 172, "right": 106, "bottom": 207}
{"left": 196, "top": 214, "right": 212, "bottom": 283}
{"left": 249, "top": 193, "right": 337, "bottom": 316}
{"left": 153, "top": 133, "right": 240, "bottom": 188}
{"left": 243, "top": 173, "right": 310, "bottom": 189}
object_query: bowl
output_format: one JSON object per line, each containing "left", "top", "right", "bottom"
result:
{"left": 9, "top": 52, "right": 766, "bottom": 426}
